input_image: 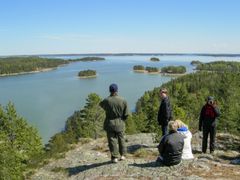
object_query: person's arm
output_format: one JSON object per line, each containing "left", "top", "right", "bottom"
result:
{"left": 213, "top": 105, "right": 220, "bottom": 118}
{"left": 161, "top": 99, "right": 168, "bottom": 120}
{"left": 158, "top": 136, "right": 166, "bottom": 155}
{"left": 99, "top": 99, "right": 106, "bottom": 110}
{"left": 199, "top": 106, "right": 204, "bottom": 131}
{"left": 157, "top": 105, "right": 161, "bottom": 125}
{"left": 122, "top": 100, "right": 129, "bottom": 120}
{"left": 166, "top": 98, "right": 172, "bottom": 120}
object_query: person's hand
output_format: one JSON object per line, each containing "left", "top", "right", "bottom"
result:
{"left": 212, "top": 100, "right": 217, "bottom": 108}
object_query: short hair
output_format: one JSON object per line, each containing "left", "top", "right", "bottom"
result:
{"left": 175, "top": 119, "right": 188, "bottom": 129}
{"left": 168, "top": 121, "right": 178, "bottom": 132}
{"left": 160, "top": 88, "right": 168, "bottom": 94}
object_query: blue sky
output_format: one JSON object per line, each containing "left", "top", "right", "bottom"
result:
{"left": 0, "top": 0, "right": 240, "bottom": 55}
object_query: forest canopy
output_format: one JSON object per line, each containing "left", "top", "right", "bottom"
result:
{"left": 150, "top": 57, "right": 160, "bottom": 61}
{"left": 0, "top": 103, "right": 43, "bottom": 179}
{"left": 160, "top": 65, "right": 186, "bottom": 74}
{"left": 196, "top": 61, "right": 240, "bottom": 72}
{"left": 134, "top": 70, "right": 240, "bottom": 139}
{"left": 68, "top": 57, "right": 105, "bottom": 62}
{"left": 133, "top": 65, "right": 145, "bottom": 71}
{"left": 78, "top": 69, "right": 97, "bottom": 77}
{"left": 0, "top": 56, "right": 68, "bottom": 75}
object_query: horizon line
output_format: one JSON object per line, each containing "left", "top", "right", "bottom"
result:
{"left": 1, "top": 52, "right": 240, "bottom": 57}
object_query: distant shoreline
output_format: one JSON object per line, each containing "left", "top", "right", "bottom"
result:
{"left": 1, "top": 53, "right": 240, "bottom": 58}
{"left": 133, "top": 70, "right": 185, "bottom": 76}
{"left": 133, "top": 70, "right": 160, "bottom": 74}
{"left": 0, "top": 68, "right": 56, "bottom": 77}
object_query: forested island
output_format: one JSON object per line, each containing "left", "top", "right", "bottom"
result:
{"left": 160, "top": 65, "right": 186, "bottom": 74}
{"left": 0, "top": 56, "right": 105, "bottom": 77}
{"left": 133, "top": 65, "right": 159, "bottom": 73}
{"left": 78, "top": 69, "right": 97, "bottom": 78}
{"left": 145, "top": 66, "right": 159, "bottom": 73}
{"left": 133, "top": 65, "right": 145, "bottom": 72}
{"left": 133, "top": 65, "right": 186, "bottom": 74}
{"left": 68, "top": 56, "right": 105, "bottom": 62}
{"left": 190, "top": 60, "right": 202, "bottom": 66}
{"left": 150, "top": 57, "right": 160, "bottom": 61}
{"left": 196, "top": 61, "right": 240, "bottom": 72}
{"left": 0, "top": 56, "right": 69, "bottom": 76}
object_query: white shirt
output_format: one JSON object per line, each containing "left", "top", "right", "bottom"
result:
{"left": 177, "top": 127, "right": 194, "bottom": 160}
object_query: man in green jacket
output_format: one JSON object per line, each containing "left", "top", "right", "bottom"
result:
{"left": 100, "top": 83, "right": 129, "bottom": 163}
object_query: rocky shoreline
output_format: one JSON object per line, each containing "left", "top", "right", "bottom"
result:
{"left": 0, "top": 68, "right": 56, "bottom": 77}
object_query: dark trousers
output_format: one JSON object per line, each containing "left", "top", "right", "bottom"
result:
{"left": 106, "top": 130, "right": 126, "bottom": 159}
{"left": 202, "top": 125, "right": 216, "bottom": 153}
{"left": 161, "top": 125, "right": 168, "bottom": 137}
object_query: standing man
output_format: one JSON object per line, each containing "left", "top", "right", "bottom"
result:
{"left": 100, "top": 83, "right": 129, "bottom": 163}
{"left": 157, "top": 88, "right": 172, "bottom": 136}
{"left": 199, "top": 96, "right": 220, "bottom": 154}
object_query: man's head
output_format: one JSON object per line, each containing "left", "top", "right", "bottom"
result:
{"left": 159, "top": 88, "right": 168, "bottom": 98}
{"left": 207, "top": 96, "right": 214, "bottom": 105}
{"left": 109, "top": 83, "right": 118, "bottom": 94}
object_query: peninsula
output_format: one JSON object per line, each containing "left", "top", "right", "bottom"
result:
{"left": 0, "top": 56, "right": 68, "bottom": 76}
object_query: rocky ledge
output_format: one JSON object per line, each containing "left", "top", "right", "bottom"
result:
{"left": 30, "top": 133, "right": 240, "bottom": 180}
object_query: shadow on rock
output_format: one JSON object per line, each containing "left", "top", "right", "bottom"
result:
{"left": 127, "top": 144, "right": 153, "bottom": 153}
{"left": 129, "top": 161, "right": 162, "bottom": 168}
{"left": 67, "top": 161, "right": 112, "bottom": 176}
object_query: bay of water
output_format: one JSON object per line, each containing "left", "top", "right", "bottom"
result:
{"left": 0, "top": 55, "right": 239, "bottom": 143}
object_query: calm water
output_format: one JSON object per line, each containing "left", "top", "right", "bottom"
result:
{"left": 0, "top": 55, "right": 239, "bottom": 143}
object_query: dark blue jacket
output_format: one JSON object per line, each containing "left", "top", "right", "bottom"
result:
{"left": 157, "top": 96, "right": 172, "bottom": 126}
{"left": 158, "top": 131, "right": 184, "bottom": 166}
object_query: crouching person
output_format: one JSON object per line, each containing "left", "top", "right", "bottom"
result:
{"left": 156, "top": 121, "right": 184, "bottom": 166}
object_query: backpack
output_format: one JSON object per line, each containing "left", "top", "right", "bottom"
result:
{"left": 204, "top": 105, "right": 215, "bottom": 119}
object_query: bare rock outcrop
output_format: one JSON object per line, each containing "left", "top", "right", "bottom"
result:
{"left": 30, "top": 133, "right": 240, "bottom": 180}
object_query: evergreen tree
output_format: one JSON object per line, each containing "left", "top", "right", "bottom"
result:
{"left": 0, "top": 103, "right": 43, "bottom": 179}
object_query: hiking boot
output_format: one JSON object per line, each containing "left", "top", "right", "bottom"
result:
{"left": 120, "top": 156, "right": 126, "bottom": 161}
{"left": 111, "top": 158, "right": 118, "bottom": 163}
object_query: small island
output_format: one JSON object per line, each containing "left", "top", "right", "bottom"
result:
{"left": 145, "top": 66, "right": 160, "bottom": 73}
{"left": 69, "top": 57, "right": 105, "bottom": 62}
{"left": 78, "top": 69, "right": 97, "bottom": 78}
{"left": 191, "top": 60, "right": 202, "bottom": 66}
{"left": 150, "top": 57, "right": 160, "bottom": 62}
{"left": 160, "top": 66, "right": 186, "bottom": 75}
{"left": 133, "top": 65, "right": 145, "bottom": 73}
{"left": 133, "top": 65, "right": 159, "bottom": 74}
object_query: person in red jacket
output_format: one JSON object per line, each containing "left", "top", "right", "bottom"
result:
{"left": 199, "top": 96, "right": 220, "bottom": 154}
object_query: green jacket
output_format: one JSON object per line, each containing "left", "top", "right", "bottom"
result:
{"left": 100, "top": 95, "right": 129, "bottom": 132}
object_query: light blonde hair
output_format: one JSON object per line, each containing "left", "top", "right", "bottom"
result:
{"left": 168, "top": 121, "right": 178, "bottom": 132}
{"left": 160, "top": 88, "right": 168, "bottom": 94}
{"left": 175, "top": 119, "right": 188, "bottom": 129}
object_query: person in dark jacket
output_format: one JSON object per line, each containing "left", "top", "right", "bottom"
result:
{"left": 156, "top": 120, "right": 184, "bottom": 166}
{"left": 199, "top": 96, "right": 220, "bottom": 154}
{"left": 100, "top": 83, "right": 129, "bottom": 163}
{"left": 157, "top": 88, "right": 172, "bottom": 136}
